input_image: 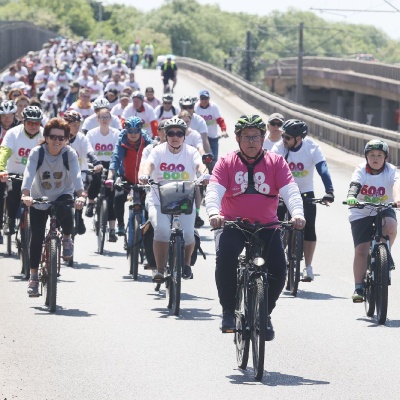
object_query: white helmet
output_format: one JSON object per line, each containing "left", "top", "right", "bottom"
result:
{"left": 93, "top": 98, "right": 110, "bottom": 110}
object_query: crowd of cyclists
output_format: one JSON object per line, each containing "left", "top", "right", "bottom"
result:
{"left": 1, "top": 36, "right": 399, "bottom": 338}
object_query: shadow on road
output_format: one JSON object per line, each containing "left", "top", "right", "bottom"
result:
{"left": 75, "top": 262, "right": 112, "bottom": 270}
{"left": 151, "top": 306, "right": 218, "bottom": 320}
{"left": 227, "top": 369, "right": 330, "bottom": 386}
{"left": 357, "top": 317, "right": 400, "bottom": 327}
{"left": 295, "top": 290, "right": 347, "bottom": 301}
{"left": 32, "top": 306, "right": 96, "bottom": 317}
{"left": 120, "top": 274, "right": 153, "bottom": 282}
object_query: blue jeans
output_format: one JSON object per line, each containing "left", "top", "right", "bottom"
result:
{"left": 208, "top": 137, "right": 219, "bottom": 160}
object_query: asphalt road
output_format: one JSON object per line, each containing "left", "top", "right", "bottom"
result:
{"left": 1, "top": 67, "right": 400, "bottom": 400}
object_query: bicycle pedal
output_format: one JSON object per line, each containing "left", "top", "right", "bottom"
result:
{"left": 352, "top": 298, "right": 363, "bottom": 304}
{"left": 28, "top": 293, "right": 41, "bottom": 298}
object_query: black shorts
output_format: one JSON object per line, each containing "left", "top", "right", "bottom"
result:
{"left": 350, "top": 209, "right": 396, "bottom": 247}
{"left": 163, "top": 76, "right": 174, "bottom": 85}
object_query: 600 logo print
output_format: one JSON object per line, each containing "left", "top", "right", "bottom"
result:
{"left": 95, "top": 143, "right": 114, "bottom": 156}
{"left": 18, "top": 147, "right": 31, "bottom": 165}
{"left": 361, "top": 185, "right": 388, "bottom": 202}
{"left": 289, "top": 162, "right": 309, "bottom": 178}
{"left": 160, "top": 162, "right": 189, "bottom": 180}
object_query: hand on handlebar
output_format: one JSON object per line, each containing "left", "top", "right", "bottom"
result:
{"left": 21, "top": 195, "right": 33, "bottom": 207}
{"left": 209, "top": 214, "right": 225, "bottom": 229}
{"left": 346, "top": 196, "right": 359, "bottom": 205}
{"left": 139, "top": 175, "right": 151, "bottom": 185}
{"left": 0, "top": 171, "right": 8, "bottom": 182}
{"left": 93, "top": 164, "right": 103, "bottom": 173}
{"left": 291, "top": 216, "right": 306, "bottom": 230}
{"left": 74, "top": 196, "right": 86, "bottom": 210}
{"left": 105, "top": 179, "right": 114, "bottom": 190}
{"left": 322, "top": 192, "right": 335, "bottom": 205}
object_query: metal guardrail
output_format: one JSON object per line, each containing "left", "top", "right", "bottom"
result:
{"left": 177, "top": 57, "right": 400, "bottom": 165}
{"left": 0, "top": 21, "right": 55, "bottom": 70}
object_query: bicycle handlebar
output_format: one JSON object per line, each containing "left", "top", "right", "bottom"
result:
{"left": 31, "top": 197, "right": 75, "bottom": 206}
{"left": 303, "top": 197, "right": 330, "bottom": 206}
{"left": 211, "top": 218, "right": 291, "bottom": 231}
{"left": 342, "top": 201, "right": 397, "bottom": 209}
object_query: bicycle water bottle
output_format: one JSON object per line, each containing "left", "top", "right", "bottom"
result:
{"left": 172, "top": 216, "right": 182, "bottom": 230}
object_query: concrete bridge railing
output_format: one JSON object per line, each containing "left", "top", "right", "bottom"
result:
{"left": 177, "top": 57, "right": 400, "bottom": 165}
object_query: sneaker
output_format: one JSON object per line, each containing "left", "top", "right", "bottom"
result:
{"left": 27, "top": 279, "right": 39, "bottom": 297}
{"left": 117, "top": 225, "right": 125, "bottom": 236}
{"left": 0, "top": 232, "right": 3, "bottom": 245}
{"left": 195, "top": 214, "right": 204, "bottom": 228}
{"left": 85, "top": 203, "right": 95, "bottom": 218}
{"left": 109, "top": 229, "right": 118, "bottom": 242}
{"left": 78, "top": 218, "right": 86, "bottom": 235}
{"left": 302, "top": 266, "right": 314, "bottom": 282}
{"left": 182, "top": 265, "right": 193, "bottom": 279}
{"left": 265, "top": 315, "right": 275, "bottom": 341}
{"left": 4, "top": 219, "right": 15, "bottom": 235}
{"left": 220, "top": 309, "right": 235, "bottom": 333}
{"left": 62, "top": 237, "right": 74, "bottom": 259}
{"left": 152, "top": 271, "right": 165, "bottom": 283}
{"left": 352, "top": 289, "right": 364, "bottom": 303}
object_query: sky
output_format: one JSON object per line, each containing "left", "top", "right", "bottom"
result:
{"left": 105, "top": 0, "right": 400, "bottom": 39}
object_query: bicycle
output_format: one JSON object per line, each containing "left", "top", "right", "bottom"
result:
{"left": 147, "top": 178, "right": 199, "bottom": 316}
{"left": 15, "top": 203, "right": 31, "bottom": 279}
{"left": 219, "top": 218, "right": 290, "bottom": 381}
{"left": 116, "top": 181, "right": 147, "bottom": 280}
{"left": 343, "top": 201, "right": 396, "bottom": 325}
{"left": 30, "top": 197, "right": 75, "bottom": 313}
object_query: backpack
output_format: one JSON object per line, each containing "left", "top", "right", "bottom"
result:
{"left": 36, "top": 145, "right": 69, "bottom": 171}
{"left": 158, "top": 105, "right": 176, "bottom": 119}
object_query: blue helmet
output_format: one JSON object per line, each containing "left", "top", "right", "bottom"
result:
{"left": 124, "top": 116, "right": 143, "bottom": 130}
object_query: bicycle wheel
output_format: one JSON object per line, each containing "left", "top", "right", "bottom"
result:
{"left": 375, "top": 244, "right": 389, "bottom": 325}
{"left": 20, "top": 208, "right": 31, "bottom": 279}
{"left": 287, "top": 229, "right": 303, "bottom": 296}
{"left": 251, "top": 277, "right": 266, "bottom": 381}
{"left": 46, "top": 238, "right": 58, "bottom": 312}
{"left": 129, "top": 213, "right": 141, "bottom": 280}
{"left": 235, "top": 275, "right": 250, "bottom": 370}
{"left": 97, "top": 198, "right": 108, "bottom": 255}
{"left": 4, "top": 208, "right": 12, "bottom": 256}
{"left": 170, "top": 235, "right": 183, "bottom": 316}
{"left": 364, "top": 250, "right": 375, "bottom": 317}
{"left": 68, "top": 209, "right": 80, "bottom": 267}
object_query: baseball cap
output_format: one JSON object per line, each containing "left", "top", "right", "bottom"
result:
{"left": 199, "top": 90, "right": 210, "bottom": 98}
{"left": 268, "top": 113, "right": 284, "bottom": 123}
{"left": 120, "top": 92, "right": 130, "bottom": 99}
{"left": 69, "top": 81, "right": 80, "bottom": 88}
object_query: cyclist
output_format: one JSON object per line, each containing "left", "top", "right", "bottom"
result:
{"left": 15, "top": 95, "right": 30, "bottom": 125}
{"left": 205, "top": 114, "right": 305, "bottom": 337}
{"left": 144, "top": 87, "right": 161, "bottom": 109}
{"left": 345, "top": 139, "right": 400, "bottom": 302}
{"left": 121, "top": 91, "right": 158, "bottom": 138}
{"left": 139, "top": 117, "right": 207, "bottom": 282}
{"left": 154, "top": 94, "right": 179, "bottom": 122}
{"left": 0, "top": 106, "right": 44, "bottom": 236}
{"left": 81, "top": 98, "right": 121, "bottom": 134}
{"left": 271, "top": 119, "right": 335, "bottom": 282}
{"left": 263, "top": 113, "right": 284, "bottom": 151}
{"left": 68, "top": 88, "right": 94, "bottom": 120}
{"left": 20, "top": 117, "right": 85, "bottom": 297}
{"left": 161, "top": 56, "right": 177, "bottom": 93}
{"left": 63, "top": 110, "right": 103, "bottom": 234}
{"left": 194, "top": 90, "right": 228, "bottom": 161}
{"left": 107, "top": 116, "right": 153, "bottom": 235}
{"left": 85, "top": 107, "right": 120, "bottom": 242}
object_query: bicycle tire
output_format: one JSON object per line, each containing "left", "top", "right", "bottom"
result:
{"left": 375, "top": 244, "right": 389, "bottom": 324}
{"left": 129, "top": 213, "right": 141, "bottom": 280}
{"left": 251, "top": 277, "right": 266, "bottom": 381}
{"left": 235, "top": 275, "right": 250, "bottom": 370}
{"left": 288, "top": 229, "right": 303, "bottom": 297}
{"left": 97, "top": 198, "right": 108, "bottom": 255}
{"left": 47, "top": 238, "right": 58, "bottom": 312}
{"left": 4, "top": 207, "right": 12, "bottom": 256}
{"left": 364, "top": 251, "right": 375, "bottom": 317}
{"left": 68, "top": 209, "right": 80, "bottom": 267}
{"left": 21, "top": 209, "right": 31, "bottom": 279}
{"left": 171, "top": 235, "right": 183, "bottom": 316}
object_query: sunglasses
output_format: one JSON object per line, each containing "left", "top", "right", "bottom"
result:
{"left": 281, "top": 134, "right": 293, "bottom": 141}
{"left": 98, "top": 115, "right": 111, "bottom": 120}
{"left": 200, "top": 96, "right": 209, "bottom": 100}
{"left": 48, "top": 134, "right": 66, "bottom": 141}
{"left": 127, "top": 128, "right": 141, "bottom": 134}
{"left": 240, "top": 135, "right": 263, "bottom": 143}
{"left": 269, "top": 121, "right": 283, "bottom": 127}
{"left": 25, "top": 121, "right": 41, "bottom": 126}
{"left": 167, "top": 130, "right": 185, "bottom": 138}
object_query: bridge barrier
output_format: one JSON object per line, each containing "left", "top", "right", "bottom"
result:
{"left": 177, "top": 57, "right": 400, "bottom": 165}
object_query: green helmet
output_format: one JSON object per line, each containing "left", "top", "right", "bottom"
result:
{"left": 235, "top": 114, "right": 266, "bottom": 135}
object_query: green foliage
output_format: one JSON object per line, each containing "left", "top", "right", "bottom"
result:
{"left": 1, "top": 0, "right": 400, "bottom": 79}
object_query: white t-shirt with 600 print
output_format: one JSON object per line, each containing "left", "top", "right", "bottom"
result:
{"left": 86, "top": 127, "right": 120, "bottom": 162}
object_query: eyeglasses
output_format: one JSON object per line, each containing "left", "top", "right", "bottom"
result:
{"left": 127, "top": 128, "right": 141, "bottom": 134}
{"left": 48, "top": 134, "right": 66, "bottom": 141}
{"left": 80, "top": 95, "right": 91, "bottom": 98}
{"left": 25, "top": 121, "right": 41, "bottom": 127}
{"left": 240, "top": 135, "right": 263, "bottom": 143}
{"left": 269, "top": 121, "right": 283, "bottom": 127}
{"left": 98, "top": 115, "right": 111, "bottom": 120}
{"left": 281, "top": 134, "right": 293, "bottom": 141}
{"left": 167, "top": 130, "right": 185, "bottom": 138}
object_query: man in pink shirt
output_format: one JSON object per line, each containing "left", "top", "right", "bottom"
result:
{"left": 205, "top": 114, "right": 305, "bottom": 338}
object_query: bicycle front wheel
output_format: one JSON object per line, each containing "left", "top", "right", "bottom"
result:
{"left": 251, "top": 277, "right": 266, "bottom": 381}
{"left": 287, "top": 229, "right": 303, "bottom": 296}
{"left": 97, "top": 198, "right": 108, "bottom": 255}
{"left": 170, "top": 235, "right": 183, "bottom": 316}
{"left": 235, "top": 277, "right": 249, "bottom": 370}
{"left": 375, "top": 244, "right": 389, "bottom": 324}
{"left": 47, "top": 238, "right": 59, "bottom": 312}
{"left": 129, "top": 213, "right": 141, "bottom": 280}
{"left": 20, "top": 209, "right": 31, "bottom": 279}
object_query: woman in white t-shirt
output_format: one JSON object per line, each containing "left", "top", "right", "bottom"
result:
{"left": 139, "top": 117, "right": 206, "bottom": 282}
{"left": 85, "top": 108, "right": 120, "bottom": 242}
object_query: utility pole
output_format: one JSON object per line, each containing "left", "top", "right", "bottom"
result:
{"left": 245, "top": 31, "right": 251, "bottom": 81}
{"left": 296, "top": 22, "right": 304, "bottom": 104}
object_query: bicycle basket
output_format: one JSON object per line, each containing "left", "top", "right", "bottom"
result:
{"left": 158, "top": 181, "right": 195, "bottom": 215}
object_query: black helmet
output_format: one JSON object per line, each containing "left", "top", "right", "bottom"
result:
{"left": 234, "top": 114, "right": 266, "bottom": 135}
{"left": 63, "top": 110, "right": 83, "bottom": 123}
{"left": 282, "top": 119, "right": 307, "bottom": 138}
{"left": 179, "top": 96, "right": 196, "bottom": 107}
{"left": 162, "top": 94, "right": 173, "bottom": 103}
{"left": 364, "top": 139, "right": 389, "bottom": 157}
{"left": 22, "top": 106, "right": 43, "bottom": 121}
{"left": 132, "top": 91, "right": 144, "bottom": 100}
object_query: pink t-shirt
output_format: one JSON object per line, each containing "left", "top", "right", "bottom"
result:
{"left": 211, "top": 151, "right": 294, "bottom": 224}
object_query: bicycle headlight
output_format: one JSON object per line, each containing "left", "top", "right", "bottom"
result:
{"left": 253, "top": 257, "right": 265, "bottom": 267}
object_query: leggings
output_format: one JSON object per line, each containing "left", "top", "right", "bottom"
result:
{"left": 214, "top": 226, "right": 286, "bottom": 314}
{"left": 29, "top": 194, "right": 73, "bottom": 269}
